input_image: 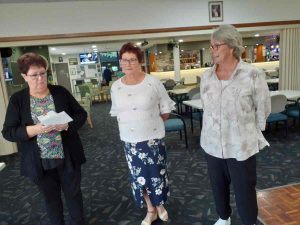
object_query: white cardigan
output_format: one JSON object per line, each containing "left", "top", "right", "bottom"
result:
{"left": 110, "top": 74, "right": 175, "bottom": 142}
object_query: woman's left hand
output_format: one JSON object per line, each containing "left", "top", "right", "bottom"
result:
{"left": 54, "top": 123, "right": 69, "bottom": 132}
{"left": 161, "top": 113, "right": 170, "bottom": 121}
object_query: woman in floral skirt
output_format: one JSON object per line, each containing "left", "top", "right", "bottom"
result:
{"left": 110, "top": 42, "right": 175, "bottom": 225}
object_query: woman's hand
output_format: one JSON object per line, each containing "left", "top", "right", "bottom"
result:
{"left": 26, "top": 123, "right": 56, "bottom": 138}
{"left": 161, "top": 113, "right": 170, "bottom": 121}
{"left": 53, "top": 123, "right": 69, "bottom": 132}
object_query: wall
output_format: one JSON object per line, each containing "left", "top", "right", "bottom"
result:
{"left": 50, "top": 54, "right": 100, "bottom": 94}
{"left": 0, "top": 0, "right": 300, "bottom": 39}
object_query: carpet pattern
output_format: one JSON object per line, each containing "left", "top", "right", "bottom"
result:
{"left": 0, "top": 102, "right": 300, "bottom": 225}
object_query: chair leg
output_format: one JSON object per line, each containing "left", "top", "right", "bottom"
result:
{"left": 190, "top": 109, "right": 194, "bottom": 133}
{"left": 87, "top": 116, "right": 93, "bottom": 128}
{"left": 183, "top": 125, "right": 188, "bottom": 149}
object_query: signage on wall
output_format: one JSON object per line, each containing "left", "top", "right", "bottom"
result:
{"left": 69, "top": 58, "right": 78, "bottom": 65}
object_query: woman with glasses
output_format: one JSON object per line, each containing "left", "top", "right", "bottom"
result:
{"left": 110, "top": 43, "right": 175, "bottom": 225}
{"left": 200, "top": 25, "right": 270, "bottom": 225}
{"left": 2, "top": 52, "right": 87, "bottom": 225}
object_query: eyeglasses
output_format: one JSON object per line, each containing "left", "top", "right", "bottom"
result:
{"left": 120, "top": 58, "right": 138, "bottom": 65}
{"left": 27, "top": 72, "right": 47, "bottom": 79}
{"left": 210, "top": 43, "right": 227, "bottom": 50}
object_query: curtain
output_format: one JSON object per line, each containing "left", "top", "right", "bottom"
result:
{"left": 279, "top": 28, "right": 300, "bottom": 90}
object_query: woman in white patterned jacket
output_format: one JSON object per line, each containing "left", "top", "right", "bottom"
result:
{"left": 200, "top": 24, "right": 271, "bottom": 225}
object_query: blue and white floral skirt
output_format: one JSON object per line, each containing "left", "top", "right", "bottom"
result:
{"left": 123, "top": 139, "right": 169, "bottom": 208}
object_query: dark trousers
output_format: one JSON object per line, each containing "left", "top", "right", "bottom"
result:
{"left": 205, "top": 153, "right": 258, "bottom": 225}
{"left": 35, "top": 165, "right": 85, "bottom": 225}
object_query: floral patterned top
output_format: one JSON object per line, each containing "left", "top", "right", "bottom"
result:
{"left": 110, "top": 74, "right": 176, "bottom": 142}
{"left": 30, "top": 94, "right": 64, "bottom": 160}
{"left": 200, "top": 60, "right": 271, "bottom": 161}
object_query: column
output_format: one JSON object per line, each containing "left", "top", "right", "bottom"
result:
{"left": 0, "top": 54, "right": 18, "bottom": 156}
{"left": 173, "top": 44, "right": 181, "bottom": 82}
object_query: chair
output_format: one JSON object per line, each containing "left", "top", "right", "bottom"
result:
{"left": 101, "top": 81, "right": 113, "bottom": 102}
{"left": 286, "top": 98, "right": 300, "bottom": 127}
{"left": 79, "top": 93, "right": 93, "bottom": 128}
{"left": 164, "top": 79, "right": 176, "bottom": 90}
{"left": 266, "top": 94, "right": 288, "bottom": 136}
{"left": 187, "top": 87, "right": 200, "bottom": 100}
{"left": 78, "top": 84, "right": 90, "bottom": 100}
{"left": 90, "top": 78, "right": 99, "bottom": 87}
{"left": 164, "top": 112, "right": 188, "bottom": 148}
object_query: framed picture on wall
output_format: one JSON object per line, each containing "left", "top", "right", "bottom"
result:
{"left": 209, "top": 1, "right": 223, "bottom": 22}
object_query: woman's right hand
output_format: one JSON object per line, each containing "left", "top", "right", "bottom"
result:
{"left": 26, "top": 123, "right": 56, "bottom": 138}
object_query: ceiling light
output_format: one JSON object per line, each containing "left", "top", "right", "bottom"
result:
{"left": 178, "top": 39, "right": 183, "bottom": 42}
{"left": 50, "top": 47, "right": 56, "bottom": 51}
{"left": 92, "top": 45, "right": 97, "bottom": 48}
{"left": 136, "top": 42, "right": 142, "bottom": 46}
{"left": 62, "top": 53, "right": 66, "bottom": 55}
{"left": 254, "top": 34, "right": 260, "bottom": 37}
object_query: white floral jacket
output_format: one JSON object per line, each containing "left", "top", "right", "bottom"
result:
{"left": 200, "top": 60, "right": 271, "bottom": 161}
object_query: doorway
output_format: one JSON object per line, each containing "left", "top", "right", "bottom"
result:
{"left": 54, "top": 63, "right": 72, "bottom": 93}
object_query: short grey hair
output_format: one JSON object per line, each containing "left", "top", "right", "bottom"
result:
{"left": 211, "top": 24, "right": 245, "bottom": 59}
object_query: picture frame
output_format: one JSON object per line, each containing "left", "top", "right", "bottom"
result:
{"left": 209, "top": 1, "right": 223, "bottom": 22}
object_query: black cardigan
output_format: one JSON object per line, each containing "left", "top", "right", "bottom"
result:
{"left": 2, "top": 85, "right": 87, "bottom": 182}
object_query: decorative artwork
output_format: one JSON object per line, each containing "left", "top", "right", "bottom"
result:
{"left": 209, "top": 1, "right": 223, "bottom": 22}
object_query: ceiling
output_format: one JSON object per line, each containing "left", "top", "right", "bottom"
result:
{"left": 48, "top": 28, "right": 280, "bottom": 56}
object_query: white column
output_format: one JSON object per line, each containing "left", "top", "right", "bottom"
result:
{"left": 0, "top": 54, "right": 18, "bottom": 156}
{"left": 173, "top": 44, "right": 181, "bottom": 82}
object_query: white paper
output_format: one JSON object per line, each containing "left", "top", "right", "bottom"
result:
{"left": 38, "top": 111, "right": 73, "bottom": 126}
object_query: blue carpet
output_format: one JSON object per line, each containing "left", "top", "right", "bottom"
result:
{"left": 0, "top": 102, "right": 299, "bottom": 225}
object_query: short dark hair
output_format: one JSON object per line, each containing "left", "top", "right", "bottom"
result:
{"left": 17, "top": 52, "right": 48, "bottom": 74}
{"left": 119, "top": 42, "right": 143, "bottom": 63}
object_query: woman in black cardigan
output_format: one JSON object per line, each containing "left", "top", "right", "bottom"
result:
{"left": 2, "top": 52, "right": 87, "bottom": 225}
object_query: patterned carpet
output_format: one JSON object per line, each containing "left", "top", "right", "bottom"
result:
{"left": 0, "top": 102, "right": 299, "bottom": 225}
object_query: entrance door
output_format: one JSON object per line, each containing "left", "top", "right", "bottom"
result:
{"left": 54, "top": 63, "right": 72, "bottom": 93}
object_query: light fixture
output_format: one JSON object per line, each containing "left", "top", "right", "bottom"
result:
{"left": 178, "top": 39, "right": 183, "bottom": 43}
{"left": 254, "top": 34, "right": 260, "bottom": 37}
{"left": 62, "top": 53, "right": 66, "bottom": 55}
{"left": 136, "top": 42, "right": 142, "bottom": 46}
{"left": 92, "top": 45, "right": 97, "bottom": 48}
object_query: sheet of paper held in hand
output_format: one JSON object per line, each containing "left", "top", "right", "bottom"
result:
{"left": 38, "top": 111, "right": 73, "bottom": 126}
